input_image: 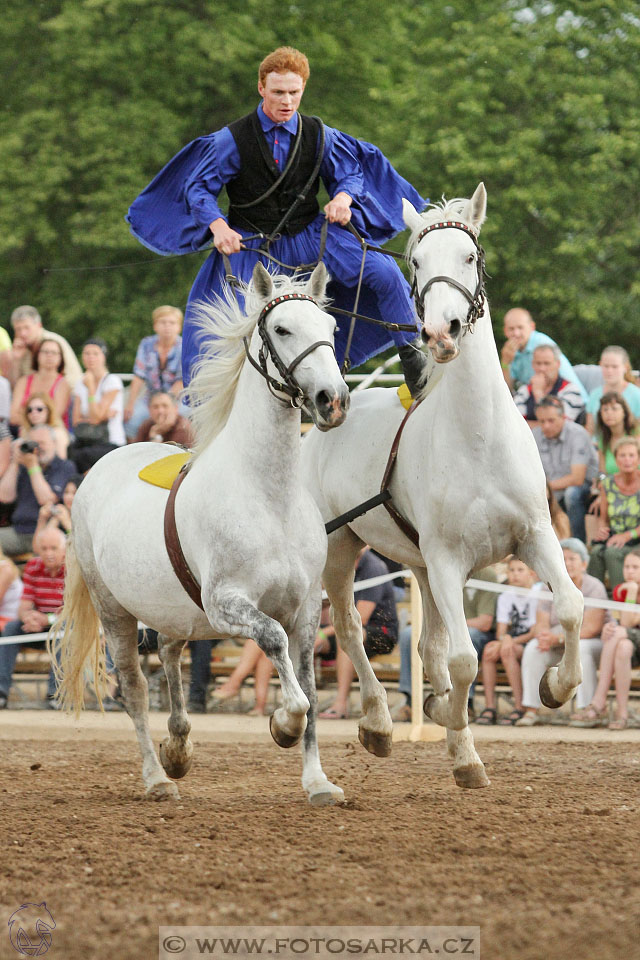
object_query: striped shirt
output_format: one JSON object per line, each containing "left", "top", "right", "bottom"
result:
{"left": 21, "top": 558, "right": 65, "bottom": 613}
{"left": 514, "top": 376, "right": 585, "bottom": 422}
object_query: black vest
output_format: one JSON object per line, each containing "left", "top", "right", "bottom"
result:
{"left": 226, "top": 111, "right": 322, "bottom": 235}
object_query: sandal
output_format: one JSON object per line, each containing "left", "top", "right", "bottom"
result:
{"left": 474, "top": 707, "right": 496, "bottom": 725}
{"left": 569, "top": 704, "right": 608, "bottom": 728}
{"left": 608, "top": 716, "right": 628, "bottom": 730}
{"left": 318, "top": 707, "right": 349, "bottom": 719}
{"left": 515, "top": 711, "right": 542, "bottom": 726}
{"left": 498, "top": 708, "right": 525, "bottom": 726}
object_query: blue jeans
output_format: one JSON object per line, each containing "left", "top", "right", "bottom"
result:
{"left": 556, "top": 480, "right": 591, "bottom": 544}
{"left": 188, "top": 639, "right": 222, "bottom": 704}
{"left": 0, "top": 621, "right": 59, "bottom": 698}
{"left": 468, "top": 627, "right": 495, "bottom": 702}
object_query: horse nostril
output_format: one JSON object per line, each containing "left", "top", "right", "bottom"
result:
{"left": 449, "top": 319, "right": 461, "bottom": 339}
{"left": 421, "top": 328, "right": 429, "bottom": 345}
{"left": 316, "top": 390, "right": 332, "bottom": 411}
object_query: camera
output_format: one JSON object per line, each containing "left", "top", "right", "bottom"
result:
{"left": 19, "top": 440, "right": 39, "bottom": 454}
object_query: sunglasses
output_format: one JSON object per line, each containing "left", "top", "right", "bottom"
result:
{"left": 27, "top": 405, "right": 47, "bottom": 413}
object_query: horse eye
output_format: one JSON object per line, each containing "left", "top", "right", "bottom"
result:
{"left": 274, "top": 326, "right": 290, "bottom": 337}
{"left": 412, "top": 257, "right": 419, "bottom": 270}
{"left": 466, "top": 254, "right": 476, "bottom": 265}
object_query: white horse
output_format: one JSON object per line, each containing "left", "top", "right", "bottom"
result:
{"left": 300, "top": 184, "right": 584, "bottom": 787}
{"left": 53, "top": 262, "right": 350, "bottom": 805}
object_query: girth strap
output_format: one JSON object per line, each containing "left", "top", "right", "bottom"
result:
{"left": 164, "top": 466, "right": 205, "bottom": 612}
{"left": 379, "top": 401, "right": 422, "bottom": 547}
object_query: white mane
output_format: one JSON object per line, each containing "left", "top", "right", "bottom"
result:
{"left": 187, "top": 272, "right": 328, "bottom": 457}
{"left": 405, "top": 197, "right": 478, "bottom": 255}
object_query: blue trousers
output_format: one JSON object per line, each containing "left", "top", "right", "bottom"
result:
{"left": 556, "top": 481, "right": 591, "bottom": 544}
{"left": 399, "top": 625, "right": 495, "bottom": 704}
{"left": 0, "top": 621, "right": 59, "bottom": 698}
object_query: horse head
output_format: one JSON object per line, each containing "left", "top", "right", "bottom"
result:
{"left": 251, "top": 262, "right": 350, "bottom": 430}
{"left": 403, "top": 183, "right": 487, "bottom": 363}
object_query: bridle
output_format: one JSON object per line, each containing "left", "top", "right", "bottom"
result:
{"left": 243, "top": 293, "right": 336, "bottom": 407}
{"left": 409, "top": 221, "right": 487, "bottom": 335}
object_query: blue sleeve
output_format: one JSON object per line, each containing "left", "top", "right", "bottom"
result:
{"left": 320, "top": 129, "right": 365, "bottom": 201}
{"left": 184, "top": 127, "right": 241, "bottom": 229}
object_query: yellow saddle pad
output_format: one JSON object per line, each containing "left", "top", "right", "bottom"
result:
{"left": 138, "top": 451, "right": 190, "bottom": 490}
{"left": 397, "top": 382, "right": 413, "bottom": 410}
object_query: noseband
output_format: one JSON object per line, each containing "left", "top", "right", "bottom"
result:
{"left": 243, "top": 293, "right": 336, "bottom": 407}
{"left": 409, "top": 221, "right": 487, "bottom": 335}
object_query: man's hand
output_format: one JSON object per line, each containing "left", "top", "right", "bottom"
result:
{"left": 324, "top": 192, "right": 352, "bottom": 225}
{"left": 529, "top": 372, "right": 548, "bottom": 402}
{"left": 22, "top": 610, "right": 48, "bottom": 633}
{"left": 608, "top": 531, "right": 635, "bottom": 548}
{"left": 537, "top": 629, "right": 562, "bottom": 652}
{"left": 500, "top": 337, "right": 518, "bottom": 366}
{"left": 210, "top": 218, "right": 243, "bottom": 255}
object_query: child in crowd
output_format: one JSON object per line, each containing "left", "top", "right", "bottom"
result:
{"left": 475, "top": 557, "right": 539, "bottom": 725}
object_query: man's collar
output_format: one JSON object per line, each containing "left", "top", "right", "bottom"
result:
{"left": 257, "top": 102, "right": 299, "bottom": 135}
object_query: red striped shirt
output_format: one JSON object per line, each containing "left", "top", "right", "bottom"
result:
{"left": 21, "top": 558, "right": 65, "bottom": 614}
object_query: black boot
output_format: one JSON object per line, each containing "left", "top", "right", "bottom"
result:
{"left": 398, "top": 340, "right": 429, "bottom": 399}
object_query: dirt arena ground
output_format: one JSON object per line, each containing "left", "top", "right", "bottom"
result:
{"left": 1, "top": 715, "right": 639, "bottom": 960}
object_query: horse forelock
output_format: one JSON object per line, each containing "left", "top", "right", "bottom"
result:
{"left": 187, "top": 272, "right": 330, "bottom": 458}
{"left": 405, "top": 197, "right": 477, "bottom": 256}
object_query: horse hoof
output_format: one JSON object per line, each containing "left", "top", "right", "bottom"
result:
{"left": 358, "top": 726, "right": 392, "bottom": 758}
{"left": 159, "top": 739, "right": 193, "bottom": 780}
{"left": 269, "top": 713, "right": 302, "bottom": 749}
{"left": 423, "top": 694, "right": 437, "bottom": 721}
{"left": 539, "top": 669, "right": 563, "bottom": 709}
{"left": 145, "top": 780, "right": 180, "bottom": 802}
{"left": 453, "top": 763, "right": 490, "bottom": 789}
{"left": 308, "top": 785, "right": 345, "bottom": 807}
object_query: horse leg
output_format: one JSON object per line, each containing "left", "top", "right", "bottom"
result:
{"left": 157, "top": 634, "right": 193, "bottom": 781}
{"left": 519, "top": 527, "right": 584, "bottom": 707}
{"left": 415, "top": 568, "right": 488, "bottom": 790}
{"left": 211, "top": 593, "right": 310, "bottom": 747}
{"left": 324, "top": 527, "right": 393, "bottom": 757}
{"left": 290, "top": 592, "right": 344, "bottom": 806}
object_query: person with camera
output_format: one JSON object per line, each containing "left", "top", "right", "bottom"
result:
{"left": 0, "top": 426, "right": 76, "bottom": 557}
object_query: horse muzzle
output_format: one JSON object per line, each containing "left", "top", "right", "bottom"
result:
{"left": 310, "top": 387, "right": 350, "bottom": 431}
{"left": 422, "top": 330, "right": 460, "bottom": 363}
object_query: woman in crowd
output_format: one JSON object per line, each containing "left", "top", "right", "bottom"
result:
{"left": 595, "top": 391, "right": 638, "bottom": 475}
{"left": 9, "top": 338, "right": 71, "bottom": 427}
{"left": 17, "top": 392, "right": 69, "bottom": 459}
{"left": 0, "top": 546, "right": 23, "bottom": 632}
{"left": 33, "top": 473, "right": 82, "bottom": 546}
{"left": 123, "top": 305, "right": 183, "bottom": 440}
{"left": 587, "top": 436, "right": 640, "bottom": 589}
{"left": 547, "top": 482, "right": 571, "bottom": 540}
{"left": 571, "top": 548, "right": 640, "bottom": 730}
{"left": 68, "top": 338, "right": 125, "bottom": 472}
{"left": 585, "top": 346, "right": 640, "bottom": 434}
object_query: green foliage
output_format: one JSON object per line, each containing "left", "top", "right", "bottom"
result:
{"left": 1, "top": 0, "right": 639, "bottom": 371}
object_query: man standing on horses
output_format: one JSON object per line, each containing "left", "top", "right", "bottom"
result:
{"left": 127, "top": 46, "right": 429, "bottom": 396}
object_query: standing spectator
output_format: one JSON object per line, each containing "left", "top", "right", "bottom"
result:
{"left": 513, "top": 344, "right": 584, "bottom": 425}
{"left": 587, "top": 437, "right": 640, "bottom": 589}
{"left": 9, "top": 339, "right": 71, "bottom": 429}
{"left": 124, "top": 305, "right": 184, "bottom": 440}
{"left": 500, "top": 308, "right": 587, "bottom": 399}
{"left": 532, "top": 396, "right": 599, "bottom": 542}
{"left": 17, "top": 392, "right": 69, "bottom": 460}
{"left": 0, "top": 305, "right": 82, "bottom": 389}
{"left": 135, "top": 391, "right": 194, "bottom": 446}
{"left": 585, "top": 346, "right": 640, "bottom": 435}
{"left": 475, "top": 559, "right": 540, "bottom": 725}
{"left": 318, "top": 547, "right": 398, "bottom": 719}
{"left": 571, "top": 548, "right": 640, "bottom": 730}
{"left": 517, "top": 539, "right": 610, "bottom": 725}
{"left": 68, "top": 338, "right": 125, "bottom": 472}
{"left": 0, "top": 427, "right": 75, "bottom": 557}
{"left": 595, "top": 391, "right": 638, "bottom": 475}
{"left": 0, "top": 526, "right": 66, "bottom": 709}
{"left": 0, "top": 547, "right": 23, "bottom": 631}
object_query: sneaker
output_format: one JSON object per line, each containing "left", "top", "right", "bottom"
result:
{"left": 45, "top": 697, "right": 61, "bottom": 710}
{"left": 390, "top": 702, "right": 412, "bottom": 722}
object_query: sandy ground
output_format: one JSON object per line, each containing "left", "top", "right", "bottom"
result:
{"left": 1, "top": 712, "right": 639, "bottom": 960}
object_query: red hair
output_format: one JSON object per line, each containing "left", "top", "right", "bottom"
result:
{"left": 259, "top": 47, "right": 309, "bottom": 85}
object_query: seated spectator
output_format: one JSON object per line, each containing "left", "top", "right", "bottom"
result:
{"left": 124, "top": 305, "right": 184, "bottom": 440}
{"left": 68, "top": 338, "right": 125, "bottom": 473}
{"left": 0, "top": 305, "right": 82, "bottom": 389}
{"left": 135, "top": 391, "right": 194, "bottom": 446}
{"left": 516, "top": 539, "right": 610, "bottom": 725}
{"left": 17, "top": 392, "right": 69, "bottom": 460}
{"left": 500, "top": 308, "right": 587, "bottom": 399}
{"left": 587, "top": 437, "right": 640, "bottom": 589}
{"left": 0, "top": 526, "right": 66, "bottom": 709}
{"left": 595, "top": 391, "right": 638, "bottom": 475}
{"left": 585, "top": 346, "right": 640, "bottom": 435}
{"left": 10, "top": 339, "right": 71, "bottom": 429}
{"left": 190, "top": 637, "right": 274, "bottom": 716}
{"left": 475, "top": 558, "right": 540, "bottom": 725}
{"left": 0, "top": 374, "right": 11, "bottom": 421}
{"left": 547, "top": 482, "right": 571, "bottom": 540}
{"left": 0, "top": 546, "right": 23, "bottom": 631}
{"left": 571, "top": 548, "right": 640, "bottom": 730}
{"left": 514, "top": 344, "right": 584, "bottom": 425}
{"left": 33, "top": 473, "right": 82, "bottom": 546}
{"left": 0, "top": 427, "right": 76, "bottom": 557}
{"left": 318, "top": 547, "right": 398, "bottom": 720}
{"left": 532, "top": 396, "right": 599, "bottom": 543}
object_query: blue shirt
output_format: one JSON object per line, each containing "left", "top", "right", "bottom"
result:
{"left": 510, "top": 330, "right": 587, "bottom": 401}
{"left": 586, "top": 382, "right": 640, "bottom": 419}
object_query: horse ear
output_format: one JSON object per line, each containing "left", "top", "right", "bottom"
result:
{"left": 464, "top": 183, "right": 487, "bottom": 233}
{"left": 402, "top": 198, "right": 424, "bottom": 233}
{"left": 308, "top": 262, "right": 329, "bottom": 300}
{"left": 252, "top": 262, "right": 274, "bottom": 300}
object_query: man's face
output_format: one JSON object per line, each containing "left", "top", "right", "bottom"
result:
{"left": 38, "top": 530, "right": 66, "bottom": 573}
{"left": 258, "top": 71, "right": 305, "bottom": 124}
{"left": 503, "top": 310, "right": 534, "bottom": 350}
{"left": 30, "top": 428, "right": 55, "bottom": 465}
{"left": 13, "top": 317, "right": 41, "bottom": 347}
{"left": 532, "top": 348, "right": 560, "bottom": 384}
{"left": 149, "top": 394, "right": 176, "bottom": 425}
{"left": 536, "top": 407, "right": 564, "bottom": 438}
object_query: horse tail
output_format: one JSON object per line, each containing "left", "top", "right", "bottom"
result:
{"left": 48, "top": 537, "right": 108, "bottom": 715}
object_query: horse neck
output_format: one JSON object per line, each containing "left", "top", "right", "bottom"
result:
{"left": 436, "top": 308, "right": 503, "bottom": 409}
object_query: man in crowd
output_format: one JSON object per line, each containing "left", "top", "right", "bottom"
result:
{"left": 0, "top": 526, "right": 66, "bottom": 709}
{"left": 135, "top": 390, "right": 194, "bottom": 446}
{"left": 532, "top": 396, "right": 598, "bottom": 543}
{"left": 514, "top": 343, "right": 585, "bottom": 425}
{"left": 0, "top": 305, "right": 82, "bottom": 388}
{"left": 0, "top": 426, "right": 76, "bottom": 556}
{"left": 501, "top": 307, "right": 587, "bottom": 401}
